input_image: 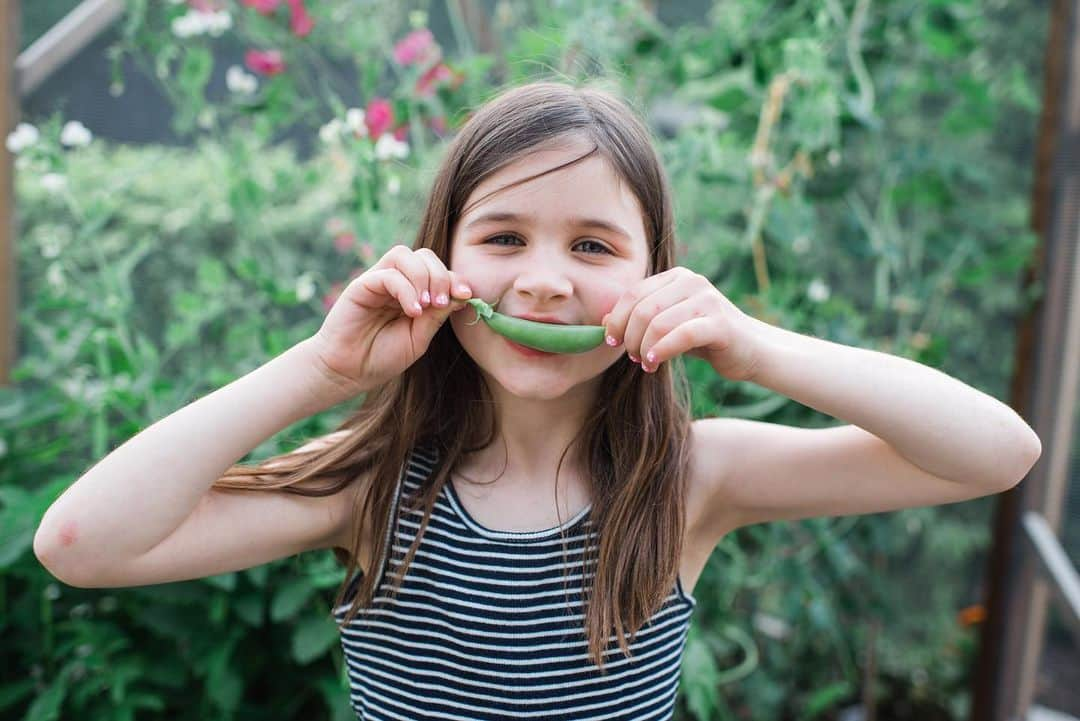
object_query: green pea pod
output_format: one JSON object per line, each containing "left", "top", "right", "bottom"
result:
{"left": 464, "top": 298, "right": 605, "bottom": 354}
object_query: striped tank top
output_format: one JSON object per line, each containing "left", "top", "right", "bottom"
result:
{"left": 332, "top": 444, "right": 698, "bottom": 720}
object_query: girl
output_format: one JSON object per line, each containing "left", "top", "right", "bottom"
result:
{"left": 34, "top": 81, "right": 1042, "bottom": 720}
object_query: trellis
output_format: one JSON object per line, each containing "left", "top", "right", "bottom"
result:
{"left": 1, "top": 2, "right": 1077, "bottom": 719}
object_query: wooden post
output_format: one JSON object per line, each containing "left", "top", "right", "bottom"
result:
{"left": 970, "top": 0, "right": 1080, "bottom": 718}
{"left": 0, "top": 0, "right": 20, "bottom": 387}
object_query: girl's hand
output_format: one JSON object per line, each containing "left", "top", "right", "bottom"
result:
{"left": 308, "top": 245, "right": 473, "bottom": 395}
{"left": 600, "top": 267, "right": 765, "bottom": 382}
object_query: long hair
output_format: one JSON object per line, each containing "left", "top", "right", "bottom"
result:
{"left": 211, "top": 79, "right": 695, "bottom": 671}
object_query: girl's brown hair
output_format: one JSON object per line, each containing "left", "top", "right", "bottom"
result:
{"left": 211, "top": 79, "right": 695, "bottom": 671}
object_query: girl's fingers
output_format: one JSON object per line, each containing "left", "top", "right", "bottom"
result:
{"left": 382, "top": 245, "right": 431, "bottom": 307}
{"left": 619, "top": 277, "right": 698, "bottom": 363}
{"left": 603, "top": 270, "right": 682, "bottom": 350}
{"left": 412, "top": 248, "right": 472, "bottom": 310}
{"left": 363, "top": 267, "right": 424, "bottom": 316}
{"left": 412, "top": 248, "right": 449, "bottom": 308}
{"left": 637, "top": 303, "right": 709, "bottom": 371}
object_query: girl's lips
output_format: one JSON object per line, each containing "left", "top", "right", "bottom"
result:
{"left": 504, "top": 337, "right": 557, "bottom": 358}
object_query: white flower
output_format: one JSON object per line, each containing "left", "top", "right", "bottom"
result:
{"left": 171, "top": 11, "right": 207, "bottom": 38}
{"left": 171, "top": 9, "right": 228, "bottom": 38}
{"left": 374, "top": 134, "right": 409, "bottom": 161}
{"left": 345, "top": 108, "right": 367, "bottom": 136}
{"left": 204, "top": 10, "right": 232, "bottom": 37}
{"left": 226, "top": 65, "right": 257, "bottom": 95}
{"left": 319, "top": 118, "right": 344, "bottom": 144}
{"left": 40, "top": 173, "right": 68, "bottom": 194}
{"left": 792, "top": 234, "right": 811, "bottom": 255}
{"left": 197, "top": 107, "right": 216, "bottom": 129}
{"left": 295, "top": 273, "right": 317, "bottom": 302}
{"left": 40, "top": 234, "right": 62, "bottom": 258}
{"left": 386, "top": 175, "right": 401, "bottom": 195}
{"left": 6, "top": 122, "right": 39, "bottom": 154}
{"left": 807, "top": 278, "right": 830, "bottom": 302}
{"left": 60, "top": 120, "right": 92, "bottom": 147}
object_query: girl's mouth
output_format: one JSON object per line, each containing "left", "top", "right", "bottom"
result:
{"left": 504, "top": 337, "right": 557, "bottom": 358}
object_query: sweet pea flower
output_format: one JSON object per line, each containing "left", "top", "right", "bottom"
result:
{"left": 322, "top": 282, "right": 344, "bottom": 312}
{"left": 428, "top": 115, "right": 448, "bottom": 136}
{"left": 5, "top": 122, "right": 39, "bottom": 154}
{"left": 374, "top": 134, "right": 409, "bottom": 161}
{"left": 318, "top": 118, "right": 344, "bottom": 144}
{"left": 808, "top": 278, "right": 830, "bottom": 302}
{"left": 295, "top": 272, "right": 317, "bottom": 302}
{"left": 245, "top": 49, "right": 285, "bottom": 76}
{"left": 415, "top": 62, "right": 457, "bottom": 97}
{"left": 345, "top": 108, "right": 367, "bottom": 138}
{"left": 364, "top": 98, "right": 394, "bottom": 140}
{"left": 334, "top": 232, "right": 357, "bottom": 254}
{"left": 60, "top": 120, "right": 92, "bottom": 147}
{"left": 226, "top": 65, "right": 258, "bottom": 94}
{"left": 286, "top": 0, "right": 314, "bottom": 36}
{"left": 241, "top": 0, "right": 280, "bottom": 14}
{"left": 40, "top": 173, "right": 68, "bottom": 194}
{"left": 393, "top": 29, "right": 437, "bottom": 66}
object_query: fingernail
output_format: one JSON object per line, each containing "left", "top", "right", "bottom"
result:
{"left": 457, "top": 284, "right": 471, "bottom": 296}
{"left": 646, "top": 351, "right": 656, "bottom": 364}
{"left": 422, "top": 290, "right": 431, "bottom": 305}
{"left": 628, "top": 353, "right": 639, "bottom": 363}
{"left": 436, "top": 293, "right": 448, "bottom": 306}
{"left": 605, "top": 335, "right": 617, "bottom": 347}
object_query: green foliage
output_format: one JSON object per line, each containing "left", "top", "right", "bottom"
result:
{"left": 2, "top": 0, "right": 1047, "bottom": 719}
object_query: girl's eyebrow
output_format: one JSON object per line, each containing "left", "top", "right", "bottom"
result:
{"left": 463, "top": 211, "right": 633, "bottom": 242}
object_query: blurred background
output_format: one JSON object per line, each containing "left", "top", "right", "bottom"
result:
{"left": 2, "top": 1, "right": 1078, "bottom": 720}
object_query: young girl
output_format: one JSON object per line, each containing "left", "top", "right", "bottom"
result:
{"left": 34, "top": 80, "right": 1042, "bottom": 720}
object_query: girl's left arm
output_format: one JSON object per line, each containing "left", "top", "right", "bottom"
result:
{"left": 603, "top": 267, "right": 1042, "bottom": 531}
{"left": 744, "top": 318, "right": 1042, "bottom": 488}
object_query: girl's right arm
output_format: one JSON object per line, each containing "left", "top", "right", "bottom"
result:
{"left": 33, "top": 245, "right": 470, "bottom": 588}
{"left": 33, "top": 338, "right": 361, "bottom": 588}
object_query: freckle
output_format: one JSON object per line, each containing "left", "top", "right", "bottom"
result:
{"left": 58, "top": 520, "right": 78, "bottom": 547}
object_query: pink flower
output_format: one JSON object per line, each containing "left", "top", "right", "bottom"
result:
{"left": 245, "top": 49, "right": 285, "bottom": 76}
{"left": 333, "top": 232, "right": 357, "bottom": 254}
{"left": 415, "top": 62, "right": 457, "bottom": 97}
{"left": 393, "top": 125, "right": 408, "bottom": 142}
{"left": 393, "top": 29, "right": 437, "bottom": 66}
{"left": 428, "top": 115, "right": 448, "bottom": 136}
{"left": 364, "top": 98, "right": 394, "bottom": 140}
{"left": 322, "top": 282, "right": 344, "bottom": 312}
{"left": 241, "top": 0, "right": 280, "bottom": 14}
{"left": 286, "top": 0, "right": 314, "bottom": 36}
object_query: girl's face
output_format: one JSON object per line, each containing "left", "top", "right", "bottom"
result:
{"left": 448, "top": 139, "right": 651, "bottom": 401}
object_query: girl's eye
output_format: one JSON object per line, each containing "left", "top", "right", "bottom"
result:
{"left": 484, "top": 234, "right": 612, "bottom": 255}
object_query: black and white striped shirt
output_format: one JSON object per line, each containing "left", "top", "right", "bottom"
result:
{"left": 333, "top": 445, "right": 697, "bottom": 720}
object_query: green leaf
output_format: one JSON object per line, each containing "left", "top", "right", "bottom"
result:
{"left": 292, "top": 615, "right": 340, "bottom": 665}
{"left": 271, "top": 577, "right": 316, "bottom": 621}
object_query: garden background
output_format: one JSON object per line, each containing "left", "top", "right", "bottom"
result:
{"left": 0, "top": 0, "right": 1059, "bottom": 719}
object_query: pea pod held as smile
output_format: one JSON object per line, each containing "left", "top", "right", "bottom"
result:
{"left": 463, "top": 298, "right": 605, "bottom": 354}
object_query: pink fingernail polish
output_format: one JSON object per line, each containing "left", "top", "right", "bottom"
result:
{"left": 605, "top": 335, "right": 617, "bottom": 346}
{"left": 646, "top": 351, "right": 656, "bottom": 364}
